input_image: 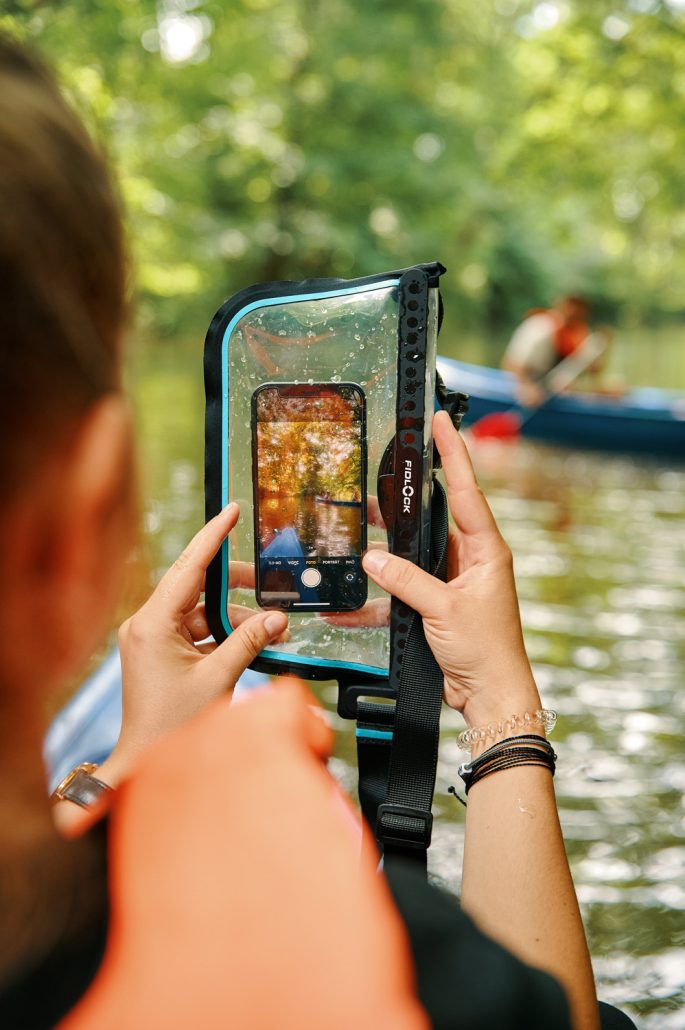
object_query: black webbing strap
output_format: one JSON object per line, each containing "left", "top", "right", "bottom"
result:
{"left": 356, "top": 701, "right": 395, "bottom": 836}
{"left": 355, "top": 479, "right": 450, "bottom": 871}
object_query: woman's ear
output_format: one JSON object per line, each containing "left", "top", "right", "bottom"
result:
{"left": 2, "top": 395, "right": 137, "bottom": 696}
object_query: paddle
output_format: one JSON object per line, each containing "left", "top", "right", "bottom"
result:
{"left": 469, "top": 334, "right": 606, "bottom": 442}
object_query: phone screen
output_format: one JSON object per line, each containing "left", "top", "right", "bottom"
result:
{"left": 252, "top": 383, "right": 367, "bottom": 611}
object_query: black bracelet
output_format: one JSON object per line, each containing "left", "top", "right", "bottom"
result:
{"left": 459, "top": 733, "right": 553, "bottom": 767}
{"left": 466, "top": 733, "right": 551, "bottom": 759}
{"left": 459, "top": 735, "right": 555, "bottom": 770}
{"left": 458, "top": 735, "right": 556, "bottom": 795}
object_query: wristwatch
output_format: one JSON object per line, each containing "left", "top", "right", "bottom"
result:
{"left": 51, "top": 763, "right": 113, "bottom": 809}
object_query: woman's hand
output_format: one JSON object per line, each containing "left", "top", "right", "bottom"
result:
{"left": 514, "top": 379, "right": 547, "bottom": 407}
{"left": 98, "top": 503, "right": 288, "bottom": 786}
{"left": 362, "top": 410, "right": 540, "bottom": 730}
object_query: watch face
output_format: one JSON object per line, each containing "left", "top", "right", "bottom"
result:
{"left": 54, "top": 762, "right": 95, "bottom": 793}
{"left": 52, "top": 764, "right": 109, "bottom": 807}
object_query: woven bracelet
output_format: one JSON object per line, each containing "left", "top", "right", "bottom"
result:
{"left": 459, "top": 734, "right": 555, "bottom": 773}
{"left": 458, "top": 736, "right": 556, "bottom": 795}
{"left": 464, "top": 733, "right": 551, "bottom": 761}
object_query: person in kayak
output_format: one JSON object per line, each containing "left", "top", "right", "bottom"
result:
{"left": 502, "top": 297, "right": 609, "bottom": 405}
{"left": 0, "top": 35, "right": 636, "bottom": 1030}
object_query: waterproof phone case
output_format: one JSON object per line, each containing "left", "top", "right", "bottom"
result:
{"left": 204, "top": 262, "right": 449, "bottom": 684}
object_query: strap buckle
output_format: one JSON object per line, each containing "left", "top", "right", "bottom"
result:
{"left": 337, "top": 680, "right": 396, "bottom": 720}
{"left": 376, "top": 803, "right": 433, "bottom": 850}
{"left": 432, "top": 382, "right": 469, "bottom": 470}
{"left": 444, "top": 390, "right": 470, "bottom": 428}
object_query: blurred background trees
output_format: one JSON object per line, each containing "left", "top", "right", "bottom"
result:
{"left": 3, "top": 0, "right": 685, "bottom": 354}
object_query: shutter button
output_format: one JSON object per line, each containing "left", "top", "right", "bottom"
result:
{"left": 301, "top": 568, "right": 322, "bottom": 588}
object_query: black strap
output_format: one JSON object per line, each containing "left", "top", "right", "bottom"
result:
{"left": 355, "top": 481, "right": 450, "bottom": 871}
{"left": 356, "top": 701, "right": 395, "bottom": 835}
{"left": 379, "top": 480, "right": 449, "bottom": 870}
{"left": 351, "top": 267, "right": 463, "bottom": 870}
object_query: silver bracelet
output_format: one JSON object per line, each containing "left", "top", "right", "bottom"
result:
{"left": 457, "top": 709, "right": 557, "bottom": 752}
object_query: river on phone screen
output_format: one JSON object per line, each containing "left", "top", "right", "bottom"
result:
{"left": 258, "top": 494, "right": 362, "bottom": 557}
{"left": 134, "top": 336, "right": 684, "bottom": 1030}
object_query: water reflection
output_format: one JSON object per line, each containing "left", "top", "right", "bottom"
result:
{"left": 331, "top": 442, "right": 685, "bottom": 1028}
{"left": 258, "top": 493, "right": 362, "bottom": 557}
{"left": 471, "top": 444, "right": 684, "bottom": 1025}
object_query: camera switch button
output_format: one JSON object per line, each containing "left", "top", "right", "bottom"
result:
{"left": 301, "top": 568, "right": 322, "bottom": 588}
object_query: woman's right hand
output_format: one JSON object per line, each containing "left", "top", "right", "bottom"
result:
{"left": 98, "top": 504, "right": 289, "bottom": 786}
{"left": 362, "top": 410, "right": 541, "bottom": 732}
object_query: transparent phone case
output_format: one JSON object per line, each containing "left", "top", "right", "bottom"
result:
{"left": 204, "top": 268, "right": 441, "bottom": 680}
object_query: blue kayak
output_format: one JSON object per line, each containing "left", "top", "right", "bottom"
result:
{"left": 262, "top": 526, "right": 305, "bottom": 559}
{"left": 438, "top": 357, "right": 685, "bottom": 459}
{"left": 315, "top": 496, "right": 362, "bottom": 507}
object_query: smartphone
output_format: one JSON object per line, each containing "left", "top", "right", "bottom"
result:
{"left": 251, "top": 382, "right": 367, "bottom": 612}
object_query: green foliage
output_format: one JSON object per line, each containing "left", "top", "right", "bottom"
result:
{"left": 5, "top": 0, "right": 685, "bottom": 339}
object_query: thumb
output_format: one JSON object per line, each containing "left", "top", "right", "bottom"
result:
{"left": 362, "top": 550, "right": 449, "bottom": 621}
{"left": 270, "top": 677, "right": 334, "bottom": 761}
{"left": 208, "top": 609, "right": 288, "bottom": 683}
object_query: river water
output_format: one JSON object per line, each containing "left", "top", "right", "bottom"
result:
{"left": 132, "top": 330, "right": 685, "bottom": 1028}
{"left": 332, "top": 442, "right": 685, "bottom": 1029}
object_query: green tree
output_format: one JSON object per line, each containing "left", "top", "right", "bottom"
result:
{"left": 4, "top": 0, "right": 685, "bottom": 339}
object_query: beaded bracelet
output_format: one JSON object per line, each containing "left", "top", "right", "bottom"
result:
{"left": 458, "top": 734, "right": 556, "bottom": 795}
{"left": 457, "top": 708, "right": 557, "bottom": 752}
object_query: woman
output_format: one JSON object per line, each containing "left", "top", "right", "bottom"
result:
{"left": 0, "top": 35, "right": 633, "bottom": 1030}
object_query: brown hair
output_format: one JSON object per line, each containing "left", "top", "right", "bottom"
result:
{"left": 0, "top": 39, "right": 130, "bottom": 988}
{"left": 0, "top": 35, "right": 126, "bottom": 500}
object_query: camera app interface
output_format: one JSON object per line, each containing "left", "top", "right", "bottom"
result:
{"left": 253, "top": 383, "right": 366, "bottom": 611}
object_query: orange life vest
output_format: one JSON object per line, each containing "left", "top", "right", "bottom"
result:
{"left": 60, "top": 679, "right": 428, "bottom": 1029}
{"left": 547, "top": 310, "right": 589, "bottom": 359}
{"left": 522, "top": 308, "right": 589, "bottom": 360}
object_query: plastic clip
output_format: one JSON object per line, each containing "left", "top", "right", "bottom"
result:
{"left": 337, "top": 680, "right": 397, "bottom": 720}
{"left": 376, "top": 803, "right": 433, "bottom": 850}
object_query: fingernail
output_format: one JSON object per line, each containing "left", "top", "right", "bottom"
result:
{"left": 265, "top": 612, "right": 288, "bottom": 636}
{"left": 363, "top": 550, "right": 389, "bottom": 576}
{"left": 223, "top": 501, "right": 238, "bottom": 516}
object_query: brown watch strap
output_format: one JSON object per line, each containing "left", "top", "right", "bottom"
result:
{"left": 51, "top": 764, "right": 112, "bottom": 809}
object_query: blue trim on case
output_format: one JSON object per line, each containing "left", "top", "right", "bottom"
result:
{"left": 356, "top": 727, "right": 394, "bottom": 741}
{"left": 219, "top": 278, "right": 399, "bottom": 677}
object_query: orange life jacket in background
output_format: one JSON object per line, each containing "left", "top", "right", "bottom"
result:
{"left": 60, "top": 679, "right": 428, "bottom": 1030}
{"left": 546, "top": 310, "right": 589, "bottom": 359}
